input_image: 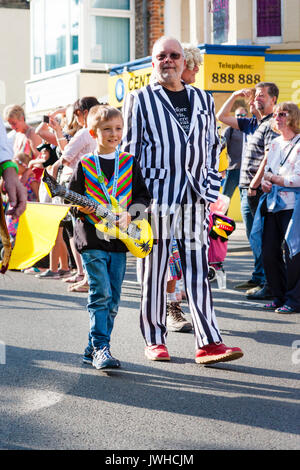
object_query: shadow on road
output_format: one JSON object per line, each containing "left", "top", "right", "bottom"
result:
{"left": 1, "top": 343, "right": 299, "bottom": 448}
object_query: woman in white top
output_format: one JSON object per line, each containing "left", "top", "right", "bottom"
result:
{"left": 261, "top": 102, "right": 300, "bottom": 313}
{"left": 49, "top": 97, "right": 99, "bottom": 288}
{"left": 52, "top": 97, "right": 99, "bottom": 183}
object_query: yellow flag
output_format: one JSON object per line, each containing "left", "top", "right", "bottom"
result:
{"left": 2, "top": 202, "right": 70, "bottom": 271}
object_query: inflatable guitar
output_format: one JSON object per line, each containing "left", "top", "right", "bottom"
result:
{"left": 42, "top": 170, "right": 153, "bottom": 258}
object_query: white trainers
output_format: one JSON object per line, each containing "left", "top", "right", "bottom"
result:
{"left": 166, "top": 302, "right": 193, "bottom": 333}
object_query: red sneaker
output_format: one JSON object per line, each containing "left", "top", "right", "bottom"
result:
{"left": 195, "top": 342, "right": 243, "bottom": 365}
{"left": 145, "top": 345, "right": 170, "bottom": 361}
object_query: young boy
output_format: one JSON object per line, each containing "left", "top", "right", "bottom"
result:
{"left": 68, "top": 105, "right": 151, "bottom": 370}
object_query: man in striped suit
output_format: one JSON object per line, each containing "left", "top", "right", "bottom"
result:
{"left": 121, "top": 37, "right": 243, "bottom": 364}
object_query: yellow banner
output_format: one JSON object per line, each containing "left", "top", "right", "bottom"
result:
{"left": 3, "top": 202, "right": 70, "bottom": 271}
{"left": 202, "top": 54, "right": 265, "bottom": 91}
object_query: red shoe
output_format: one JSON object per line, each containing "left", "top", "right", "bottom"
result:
{"left": 145, "top": 345, "right": 170, "bottom": 361}
{"left": 195, "top": 342, "right": 243, "bottom": 365}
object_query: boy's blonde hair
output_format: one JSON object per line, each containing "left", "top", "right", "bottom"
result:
{"left": 87, "top": 105, "right": 123, "bottom": 133}
{"left": 3, "top": 104, "right": 25, "bottom": 121}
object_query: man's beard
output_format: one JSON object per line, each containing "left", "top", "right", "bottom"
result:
{"left": 156, "top": 67, "right": 181, "bottom": 84}
{"left": 255, "top": 102, "right": 264, "bottom": 112}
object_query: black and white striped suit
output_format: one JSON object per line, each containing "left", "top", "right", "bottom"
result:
{"left": 121, "top": 81, "right": 222, "bottom": 348}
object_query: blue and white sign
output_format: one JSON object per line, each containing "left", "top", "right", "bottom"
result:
{"left": 115, "top": 78, "right": 125, "bottom": 102}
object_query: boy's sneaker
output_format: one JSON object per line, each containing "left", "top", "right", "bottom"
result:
{"left": 92, "top": 346, "right": 120, "bottom": 370}
{"left": 82, "top": 346, "right": 94, "bottom": 365}
{"left": 167, "top": 302, "right": 193, "bottom": 332}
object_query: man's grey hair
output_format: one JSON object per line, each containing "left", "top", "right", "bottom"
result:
{"left": 151, "top": 36, "right": 185, "bottom": 60}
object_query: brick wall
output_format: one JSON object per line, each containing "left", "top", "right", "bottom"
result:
{"left": 135, "top": 0, "right": 147, "bottom": 58}
{"left": 135, "top": 0, "right": 165, "bottom": 58}
{"left": 148, "top": 0, "right": 165, "bottom": 52}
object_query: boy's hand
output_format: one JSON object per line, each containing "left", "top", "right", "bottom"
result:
{"left": 77, "top": 205, "right": 95, "bottom": 214}
{"left": 116, "top": 211, "right": 131, "bottom": 230}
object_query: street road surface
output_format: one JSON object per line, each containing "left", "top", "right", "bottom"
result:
{"left": 0, "top": 227, "right": 299, "bottom": 451}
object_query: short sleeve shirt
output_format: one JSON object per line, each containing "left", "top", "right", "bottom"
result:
{"left": 237, "top": 116, "right": 258, "bottom": 136}
{"left": 238, "top": 114, "right": 278, "bottom": 188}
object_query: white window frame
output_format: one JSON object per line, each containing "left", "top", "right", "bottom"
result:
{"left": 82, "top": 0, "right": 135, "bottom": 70}
{"left": 208, "top": 0, "right": 230, "bottom": 45}
{"left": 30, "top": 0, "right": 82, "bottom": 79}
{"left": 253, "top": 0, "right": 283, "bottom": 45}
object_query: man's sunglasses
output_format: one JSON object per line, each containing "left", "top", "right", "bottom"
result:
{"left": 156, "top": 52, "right": 182, "bottom": 61}
{"left": 236, "top": 113, "right": 247, "bottom": 117}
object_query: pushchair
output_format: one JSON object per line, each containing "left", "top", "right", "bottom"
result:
{"left": 208, "top": 194, "right": 236, "bottom": 288}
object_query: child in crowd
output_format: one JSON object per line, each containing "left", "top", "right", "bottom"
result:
{"left": 29, "top": 143, "right": 58, "bottom": 171}
{"left": 32, "top": 143, "right": 70, "bottom": 279}
{"left": 2, "top": 152, "right": 39, "bottom": 242}
{"left": 52, "top": 97, "right": 99, "bottom": 290}
{"left": 14, "top": 152, "right": 40, "bottom": 201}
{"left": 68, "top": 105, "right": 151, "bottom": 370}
{"left": 3, "top": 104, "right": 43, "bottom": 181}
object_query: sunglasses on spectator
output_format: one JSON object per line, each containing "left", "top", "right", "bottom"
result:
{"left": 273, "top": 112, "right": 289, "bottom": 118}
{"left": 156, "top": 52, "right": 182, "bottom": 61}
{"left": 236, "top": 113, "right": 247, "bottom": 117}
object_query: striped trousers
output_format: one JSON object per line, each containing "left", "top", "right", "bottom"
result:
{"left": 138, "top": 188, "right": 222, "bottom": 349}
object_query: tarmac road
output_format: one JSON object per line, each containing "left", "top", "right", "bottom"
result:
{"left": 0, "top": 224, "right": 299, "bottom": 452}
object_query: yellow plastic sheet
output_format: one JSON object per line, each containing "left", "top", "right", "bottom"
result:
{"left": 2, "top": 202, "right": 70, "bottom": 271}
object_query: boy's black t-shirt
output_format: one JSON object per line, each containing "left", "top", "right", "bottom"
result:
{"left": 163, "top": 86, "right": 191, "bottom": 135}
{"left": 68, "top": 154, "right": 151, "bottom": 253}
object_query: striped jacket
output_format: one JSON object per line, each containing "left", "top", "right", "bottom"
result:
{"left": 121, "top": 81, "right": 221, "bottom": 213}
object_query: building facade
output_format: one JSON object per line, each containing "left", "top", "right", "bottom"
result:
{"left": 22, "top": 0, "right": 300, "bottom": 122}
{"left": 0, "top": 0, "right": 30, "bottom": 117}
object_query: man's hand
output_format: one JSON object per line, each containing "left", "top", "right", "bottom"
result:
{"left": 216, "top": 88, "right": 254, "bottom": 128}
{"left": 3, "top": 167, "right": 27, "bottom": 217}
{"left": 233, "top": 88, "right": 255, "bottom": 101}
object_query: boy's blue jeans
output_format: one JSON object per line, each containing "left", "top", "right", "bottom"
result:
{"left": 81, "top": 249, "right": 126, "bottom": 351}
